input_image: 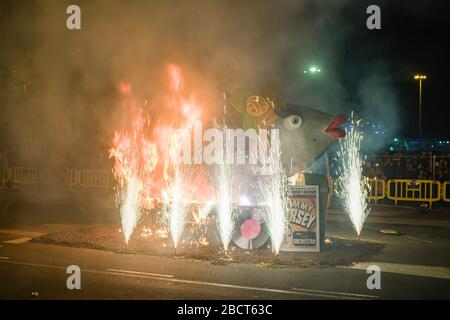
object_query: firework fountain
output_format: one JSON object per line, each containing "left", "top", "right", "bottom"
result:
{"left": 254, "top": 131, "right": 288, "bottom": 255}
{"left": 110, "top": 114, "right": 158, "bottom": 244}
{"left": 118, "top": 177, "right": 141, "bottom": 244}
{"left": 109, "top": 65, "right": 290, "bottom": 257}
{"left": 109, "top": 65, "right": 208, "bottom": 246}
{"left": 168, "top": 168, "right": 187, "bottom": 251}
{"left": 166, "top": 131, "right": 188, "bottom": 251}
{"left": 214, "top": 129, "right": 235, "bottom": 252}
{"left": 336, "top": 118, "right": 371, "bottom": 237}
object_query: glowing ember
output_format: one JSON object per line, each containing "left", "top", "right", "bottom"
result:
{"left": 336, "top": 118, "right": 371, "bottom": 236}
{"left": 191, "top": 201, "right": 214, "bottom": 225}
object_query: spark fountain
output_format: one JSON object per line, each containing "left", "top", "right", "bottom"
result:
{"left": 336, "top": 118, "right": 371, "bottom": 237}
{"left": 168, "top": 168, "right": 187, "bottom": 252}
{"left": 109, "top": 65, "right": 209, "bottom": 246}
{"left": 110, "top": 114, "right": 158, "bottom": 244}
{"left": 118, "top": 177, "right": 141, "bottom": 244}
{"left": 254, "top": 131, "right": 288, "bottom": 255}
{"left": 166, "top": 130, "right": 189, "bottom": 252}
{"left": 215, "top": 146, "right": 235, "bottom": 252}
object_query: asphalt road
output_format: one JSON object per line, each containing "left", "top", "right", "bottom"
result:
{"left": 0, "top": 201, "right": 449, "bottom": 300}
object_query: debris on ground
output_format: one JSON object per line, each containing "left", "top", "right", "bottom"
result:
{"left": 380, "top": 229, "right": 400, "bottom": 235}
{"left": 32, "top": 227, "right": 384, "bottom": 268}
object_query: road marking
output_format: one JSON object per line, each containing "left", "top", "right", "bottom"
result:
{"left": 0, "top": 229, "right": 45, "bottom": 237}
{"left": 292, "top": 287, "right": 377, "bottom": 299}
{"left": 106, "top": 268, "right": 174, "bottom": 278}
{"left": 0, "top": 256, "right": 11, "bottom": 260}
{"left": 344, "top": 262, "right": 450, "bottom": 280}
{"left": 403, "top": 235, "right": 433, "bottom": 244}
{"left": 98, "top": 271, "right": 371, "bottom": 300}
{"left": 3, "top": 237, "right": 33, "bottom": 244}
{"left": 0, "top": 259, "right": 373, "bottom": 299}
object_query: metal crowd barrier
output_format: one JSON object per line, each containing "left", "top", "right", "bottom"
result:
{"left": 386, "top": 179, "right": 441, "bottom": 209}
{"left": 3, "top": 167, "right": 49, "bottom": 187}
{"left": 368, "top": 178, "right": 385, "bottom": 203}
{"left": 333, "top": 177, "right": 386, "bottom": 203}
{"left": 2, "top": 167, "right": 112, "bottom": 190}
{"left": 3, "top": 167, "right": 450, "bottom": 209}
{"left": 66, "top": 169, "right": 112, "bottom": 189}
{"left": 332, "top": 177, "right": 446, "bottom": 209}
{"left": 77, "top": 169, "right": 111, "bottom": 189}
{"left": 443, "top": 182, "right": 450, "bottom": 203}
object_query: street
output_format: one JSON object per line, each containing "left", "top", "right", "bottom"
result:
{"left": 1, "top": 0, "right": 450, "bottom": 306}
{"left": 0, "top": 201, "right": 449, "bottom": 299}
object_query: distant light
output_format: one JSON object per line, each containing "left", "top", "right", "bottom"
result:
{"left": 304, "top": 66, "right": 322, "bottom": 74}
{"left": 414, "top": 74, "right": 427, "bottom": 80}
{"left": 393, "top": 138, "right": 398, "bottom": 142}
{"left": 389, "top": 146, "right": 394, "bottom": 151}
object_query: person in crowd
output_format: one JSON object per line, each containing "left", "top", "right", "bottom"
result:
{"left": 363, "top": 149, "right": 449, "bottom": 181}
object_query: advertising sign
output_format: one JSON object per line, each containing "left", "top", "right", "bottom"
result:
{"left": 280, "top": 185, "right": 320, "bottom": 252}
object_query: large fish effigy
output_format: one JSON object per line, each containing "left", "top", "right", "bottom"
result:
{"left": 224, "top": 87, "right": 347, "bottom": 177}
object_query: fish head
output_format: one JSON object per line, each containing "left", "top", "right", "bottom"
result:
{"left": 274, "top": 102, "right": 347, "bottom": 176}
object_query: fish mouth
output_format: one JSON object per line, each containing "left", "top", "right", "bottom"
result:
{"left": 325, "top": 114, "right": 347, "bottom": 139}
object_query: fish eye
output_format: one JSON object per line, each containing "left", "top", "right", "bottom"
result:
{"left": 283, "top": 115, "right": 302, "bottom": 130}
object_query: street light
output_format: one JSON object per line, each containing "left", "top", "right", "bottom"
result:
{"left": 413, "top": 74, "right": 427, "bottom": 138}
{"left": 304, "top": 66, "right": 322, "bottom": 74}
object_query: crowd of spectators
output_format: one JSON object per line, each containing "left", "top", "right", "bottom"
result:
{"left": 363, "top": 151, "right": 450, "bottom": 181}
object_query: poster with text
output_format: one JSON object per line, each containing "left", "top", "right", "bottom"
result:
{"left": 280, "top": 185, "right": 320, "bottom": 252}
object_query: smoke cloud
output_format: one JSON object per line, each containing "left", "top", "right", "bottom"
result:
{"left": 0, "top": 0, "right": 402, "bottom": 166}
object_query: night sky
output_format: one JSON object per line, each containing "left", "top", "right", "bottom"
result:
{"left": 0, "top": 0, "right": 449, "bottom": 152}
{"left": 337, "top": 0, "right": 450, "bottom": 138}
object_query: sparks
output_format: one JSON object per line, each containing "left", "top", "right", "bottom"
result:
{"left": 109, "top": 112, "right": 157, "bottom": 243}
{"left": 109, "top": 65, "right": 212, "bottom": 244}
{"left": 254, "top": 131, "right": 287, "bottom": 254}
{"left": 168, "top": 167, "right": 187, "bottom": 248}
{"left": 336, "top": 118, "right": 371, "bottom": 237}
{"left": 214, "top": 132, "right": 235, "bottom": 252}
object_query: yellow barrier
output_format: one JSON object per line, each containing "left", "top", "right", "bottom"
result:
{"left": 3, "top": 167, "right": 48, "bottom": 187}
{"left": 333, "top": 177, "right": 385, "bottom": 203}
{"left": 78, "top": 169, "right": 111, "bottom": 189}
{"left": 65, "top": 169, "right": 112, "bottom": 189}
{"left": 3, "top": 168, "right": 111, "bottom": 189}
{"left": 443, "top": 182, "right": 450, "bottom": 203}
{"left": 3, "top": 167, "right": 12, "bottom": 185}
{"left": 368, "top": 178, "right": 385, "bottom": 203}
{"left": 387, "top": 179, "right": 441, "bottom": 209}
{"left": 66, "top": 169, "right": 78, "bottom": 189}
{"left": 4, "top": 167, "right": 450, "bottom": 209}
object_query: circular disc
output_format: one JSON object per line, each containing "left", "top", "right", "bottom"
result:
{"left": 232, "top": 206, "right": 269, "bottom": 250}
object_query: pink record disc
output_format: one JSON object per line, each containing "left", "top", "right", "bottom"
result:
{"left": 240, "top": 219, "right": 261, "bottom": 240}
